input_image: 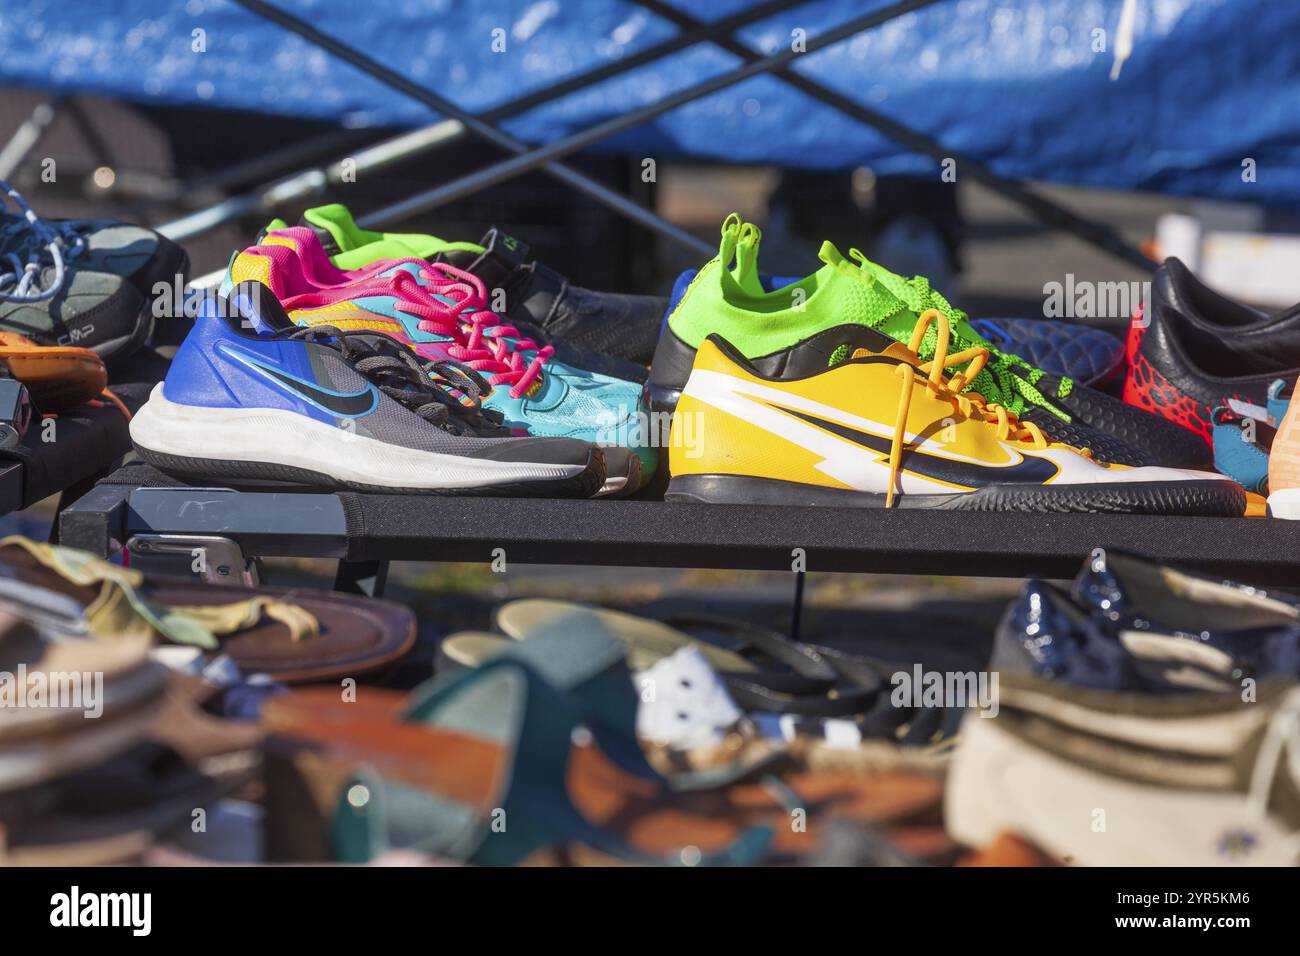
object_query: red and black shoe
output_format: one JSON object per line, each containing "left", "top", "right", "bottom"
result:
{"left": 1124, "top": 257, "right": 1300, "bottom": 449}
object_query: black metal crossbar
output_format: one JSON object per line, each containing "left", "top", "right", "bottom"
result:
{"left": 59, "top": 466, "right": 1300, "bottom": 587}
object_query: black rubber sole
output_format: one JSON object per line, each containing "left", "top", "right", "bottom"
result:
{"left": 133, "top": 444, "right": 607, "bottom": 499}
{"left": 665, "top": 473, "right": 1245, "bottom": 516}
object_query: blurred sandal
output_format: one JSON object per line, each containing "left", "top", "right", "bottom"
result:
{"left": 0, "top": 736, "right": 256, "bottom": 866}
{"left": 0, "top": 608, "right": 167, "bottom": 793}
{"left": 0, "top": 536, "right": 415, "bottom": 683}
{"left": 493, "top": 599, "right": 879, "bottom": 717}
{"left": 266, "top": 612, "right": 941, "bottom": 866}
{"left": 0, "top": 615, "right": 257, "bottom": 865}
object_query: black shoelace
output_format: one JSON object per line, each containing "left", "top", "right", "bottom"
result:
{"left": 286, "top": 325, "right": 509, "bottom": 436}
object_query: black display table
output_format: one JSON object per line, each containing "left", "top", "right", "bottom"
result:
{"left": 57, "top": 461, "right": 1300, "bottom": 592}
{"left": 0, "top": 350, "right": 165, "bottom": 518}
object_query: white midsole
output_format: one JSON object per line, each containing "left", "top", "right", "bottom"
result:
{"left": 1268, "top": 487, "right": 1300, "bottom": 519}
{"left": 945, "top": 712, "right": 1293, "bottom": 865}
{"left": 130, "top": 384, "right": 587, "bottom": 490}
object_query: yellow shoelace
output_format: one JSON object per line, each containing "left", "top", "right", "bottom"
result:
{"left": 883, "top": 309, "right": 1084, "bottom": 507}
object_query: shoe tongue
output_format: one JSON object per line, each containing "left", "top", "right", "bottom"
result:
{"left": 816, "top": 242, "right": 917, "bottom": 333}
{"left": 476, "top": 227, "right": 529, "bottom": 266}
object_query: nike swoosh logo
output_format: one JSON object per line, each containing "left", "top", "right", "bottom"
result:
{"left": 776, "top": 406, "right": 1060, "bottom": 487}
{"left": 217, "top": 343, "right": 379, "bottom": 418}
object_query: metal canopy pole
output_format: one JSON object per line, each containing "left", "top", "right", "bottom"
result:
{"left": 338, "top": 0, "right": 949, "bottom": 225}
{"left": 159, "top": 0, "right": 811, "bottom": 245}
{"left": 232, "top": 0, "right": 718, "bottom": 257}
{"left": 634, "top": 0, "right": 1151, "bottom": 270}
{"left": 473, "top": 0, "right": 808, "bottom": 128}
{"left": 0, "top": 98, "right": 63, "bottom": 181}
{"left": 161, "top": 120, "right": 466, "bottom": 245}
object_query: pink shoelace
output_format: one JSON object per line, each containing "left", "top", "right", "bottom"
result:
{"left": 388, "top": 264, "right": 553, "bottom": 400}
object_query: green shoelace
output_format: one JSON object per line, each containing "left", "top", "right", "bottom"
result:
{"left": 850, "top": 252, "right": 1074, "bottom": 423}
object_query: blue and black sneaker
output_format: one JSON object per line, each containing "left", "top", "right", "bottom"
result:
{"left": 130, "top": 282, "right": 605, "bottom": 497}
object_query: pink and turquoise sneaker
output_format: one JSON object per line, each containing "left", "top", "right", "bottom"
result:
{"left": 222, "top": 229, "right": 654, "bottom": 495}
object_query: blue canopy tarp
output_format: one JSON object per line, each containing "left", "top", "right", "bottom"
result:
{"left": 2, "top": 0, "right": 1298, "bottom": 209}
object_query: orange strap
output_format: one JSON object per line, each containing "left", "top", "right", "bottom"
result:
{"left": 98, "top": 388, "right": 132, "bottom": 421}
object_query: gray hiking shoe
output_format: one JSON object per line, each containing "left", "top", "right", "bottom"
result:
{"left": 0, "top": 181, "right": 155, "bottom": 361}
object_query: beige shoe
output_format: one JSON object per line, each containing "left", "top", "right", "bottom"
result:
{"left": 945, "top": 676, "right": 1300, "bottom": 865}
{"left": 1269, "top": 381, "right": 1300, "bottom": 517}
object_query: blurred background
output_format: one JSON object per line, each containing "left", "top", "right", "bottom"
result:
{"left": 2, "top": 0, "right": 1297, "bottom": 637}
{"left": 3, "top": 1, "right": 1299, "bottom": 314}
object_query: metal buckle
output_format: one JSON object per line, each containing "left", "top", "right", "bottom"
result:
{"left": 125, "top": 533, "right": 259, "bottom": 587}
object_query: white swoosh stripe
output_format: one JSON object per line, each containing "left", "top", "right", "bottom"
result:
{"left": 683, "top": 368, "right": 1028, "bottom": 492}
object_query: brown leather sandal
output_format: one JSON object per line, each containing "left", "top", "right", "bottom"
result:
{"left": 0, "top": 537, "right": 415, "bottom": 683}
